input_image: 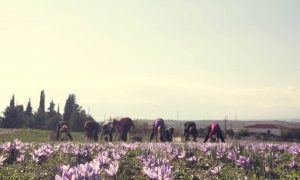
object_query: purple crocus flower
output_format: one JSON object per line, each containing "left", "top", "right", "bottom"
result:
{"left": 272, "top": 153, "right": 280, "bottom": 159}
{"left": 143, "top": 158, "right": 156, "bottom": 168}
{"left": 30, "top": 153, "right": 39, "bottom": 163}
{"left": 112, "top": 153, "right": 121, "bottom": 161}
{"left": 177, "top": 150, "right": 186, "bottom": 159}
{"left": 226, "top": 151, "right": 237, "bottom": 161}
{"left": 79, "top": 150, "right": 88, "bottom": 157}
{"left": 186, "top": 156, "right": 200, "bottom": 162}
{"left": 142, "top": 163, "right": 173, "bottom": 180}
{"left": 2, "top": 142, "right": 12, "bottom": 152}
{"left": 0, "top": 156, "right": 7, "bottom": 166}
{"left": 156, "top": 158, "right": 169, "bottom": 166}
{"left": 16, "top": 155, "right": 25, "bottom": 163}
{"left": 97, "top": 154, "right": 111, "bottom": 165}
{"left": 104, "top": 161, "right": 119, "bottom": 177}
{"left": 236, "top": 156, "right": 253, "bottom": 170}
{"left": 288, "top": 161, "right": 299, "bottom": 168}
{"left": 142, "top": 167, "right": 158, "bottom": 179}
{"left": 210, "top": 165, "right": 221, "bottom": 175}
{"left": 158, "top": 163, "right": 173, "bottom": 180}
{"left": 34, "top": 149, "right": 44, "bottom": 157}
{"left": 55, "top": 170, "right": 77, "bottom": 180}
{"left": 58, "top": 164, "right": 70, "bottom": 172}
{"left": 77, "top": 162, "right": 90, "bottom": 175}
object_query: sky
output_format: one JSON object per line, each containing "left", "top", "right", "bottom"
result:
{"left": 1, "top": 1, "right": 300, "bottom": 121}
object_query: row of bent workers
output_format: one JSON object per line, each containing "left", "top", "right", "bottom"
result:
{"left": 56, "top": 117, "right": 225, "bottom": 143}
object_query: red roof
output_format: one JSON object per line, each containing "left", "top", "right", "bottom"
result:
{"left": 244, "top": 124, "right": 290, "bottom": 129}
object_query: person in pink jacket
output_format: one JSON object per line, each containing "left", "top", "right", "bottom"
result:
{"left": 203, "top": 122, "right": 225, "bottom": 143}
{"left": 112, "top": 117, "right": 134, "bottom": 142}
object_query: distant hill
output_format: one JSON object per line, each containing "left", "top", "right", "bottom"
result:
{"left": 97, "top": 118, "right": 300, "bottom": 131}
{"left": 133, "top": 119, "right": 300, "bottom": 131}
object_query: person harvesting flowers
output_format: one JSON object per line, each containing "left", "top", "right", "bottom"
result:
{"left": 203, "top": 122, "right": 225, "bottom": 143}
{"left": 112, "top": 117, "right": 134, "bottom": 142}
{"left": 150, "top": 118, "right": 166, "bottom": 142}
{"left": 56, "top": 121, "right": 73, "bottom": 141}
{"left": 84, "top": 120, "right": 100, "bottom": 142}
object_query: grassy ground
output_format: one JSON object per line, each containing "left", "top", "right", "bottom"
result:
{"left": 0, "top": 128, "right": 156, "bottom": 143}
{"left": 0, "top": 128, "right": 83, "bottom": 143}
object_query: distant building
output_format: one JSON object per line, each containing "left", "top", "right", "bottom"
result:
{"left": 244, "top": 124, "right": 290, "bottom": 136}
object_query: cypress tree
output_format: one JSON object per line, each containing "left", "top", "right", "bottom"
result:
{"left": 63, "top": 94, "right": 78, "bottom": 122}
{"left": 38, "top": 90, "right": 45, "bottom": 112}
{"left": 47, "top": 99, "right": 56, "bottom": 118}
{"left": 25, "top": 98, "right": 33, "bottom": 116}
{"left": 10, "top": 95, "right": 15, "bottom": 107}
{"left": 1, "top": 95, "right": 24, "bottom": 128}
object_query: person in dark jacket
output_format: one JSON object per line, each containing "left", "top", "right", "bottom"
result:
{"left": 84, "top": 121, "right": 100, "bottom": 142}
{"left": 100, "top": 121, "right": 113, "bottom": 142}
{"left": 183, "top": 121, "right": 198, "bottom": 141}
{"left": 56, "top": 121, "right": 73, "bottom": 141}
{"left": 203, "top": 122, "right": 225, "bottom": 143}
{"left": 164, "top": 127, "right": 174, "bottom": 142}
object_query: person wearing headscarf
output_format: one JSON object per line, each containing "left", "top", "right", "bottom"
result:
{"left": 84, "top": 120, "right": 100, "bottom": 142}
{"left": 164, "top": 126, "right": 174, "bottom": 142}
{"left": 56, "top": 121, "right": 73, "bottom": 141}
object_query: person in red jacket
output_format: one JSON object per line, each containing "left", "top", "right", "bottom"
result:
{"left": 203, "top": 122, "right": 225, "bottom": 143}
{"left": 112, "top": 117, "right": 134, "bottom": 142}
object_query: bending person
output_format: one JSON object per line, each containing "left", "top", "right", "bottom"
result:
{"left": 100, "top": 120, "right": 113, "bottom": 142}
{"left": 84, "top": 120, "right": 100, "bottom": 142}
{"left": 164, "top": 126, "right": 174, "bottom": 142}
{"left": 150, "top": 118, "right": 166, "bottom": 142}
{"left": 112, "top": 117, "right": 134, "bottom": 142}
{"left": 203, "top": 122, "right": 225, "bottom": 143}
{"left": 183, "top": 121, "right": 198, "bottom": 141}
{"left": 56, "top": 121, "right": 73, "bottom": 141}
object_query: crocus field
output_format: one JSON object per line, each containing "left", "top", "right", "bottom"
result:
{"left": 0, "top": 139, "right": 300, "bottom": 180}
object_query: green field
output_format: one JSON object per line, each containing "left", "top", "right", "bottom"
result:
{"left": 0, "top": 129, "right": 300, "bottom": 179}
{"left": 0, "top": 128, "right": 152, "bottom": 143}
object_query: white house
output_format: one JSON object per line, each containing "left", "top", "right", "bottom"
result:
{"left": 243, "top": 124, "right": 290, "bottom": 136}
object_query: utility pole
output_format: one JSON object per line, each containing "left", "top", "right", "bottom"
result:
{"left": 224, "top": 115, "right": 228, "bottom": 138}
{"left": 180, "top": 123, "right": 182, "bottom": 142}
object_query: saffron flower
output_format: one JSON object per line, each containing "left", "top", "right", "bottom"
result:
{"left": 210, "top": 165, "right": 221, "bottom": 175}
{"left": 186, "top": 156, "right": 200, "bottom": 162}
{"left": 104, "top": 161, "right": 119, "bottom": 177}
{"left": 288, "top": 161, "right": 299, "bottom": 168}
{"left": 0, "top": 156, "right": 7, "bottom": 166}
{"left": 16, "top": 155, "right": 25, "bottom": 163}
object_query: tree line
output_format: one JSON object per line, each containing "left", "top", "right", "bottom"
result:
{"left": 0, "top": 90, "right": 94, "bottom": 131}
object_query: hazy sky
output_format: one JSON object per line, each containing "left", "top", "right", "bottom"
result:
{"left": 1, "top": 1, "right": 300, "bottom": 121}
